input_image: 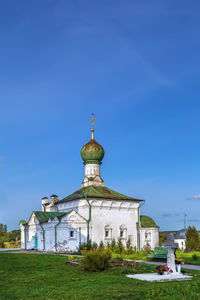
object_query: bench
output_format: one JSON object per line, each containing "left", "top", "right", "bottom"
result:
{"left": 147, "top": 246, "right": 168, "bottom": 259}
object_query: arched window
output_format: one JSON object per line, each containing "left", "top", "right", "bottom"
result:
{"left": 119, "top": 224, "right": 127, "bottom": 240}
{"left": 104, "top": 225, "right": 112, "bottom": 240}
{"left": 145, "top": 231, "right": 151, "bottom": 241}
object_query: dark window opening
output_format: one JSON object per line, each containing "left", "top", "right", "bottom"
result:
{"left": 105, "top": 230, "right": 109, "bottom": 237}
{"left": 70, "top": 231, "right": 74, "bottom": 238}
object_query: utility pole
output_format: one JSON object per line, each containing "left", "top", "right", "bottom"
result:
{"left": 184, "top": 213, "right": 187, "bottom": 230}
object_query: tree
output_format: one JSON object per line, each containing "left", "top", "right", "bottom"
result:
{"left": 0, "top": 238, "right": 5, "bottom": 248}
{"left": 159, "top": 232, "right": 168, "bottom": 246}
{"left": 110, "top": 239, "right": 116, "bottom": 252}
{"left": 126, "top": 237, "right": 133, "bottom": 254}
{"left": 3, "top": 224, "right": 7, "bottom": 233}
{"left": 185, "top": 226, "right": 200, "bottom": 251}
{"left": 7, "top": 230, "right": 20, "bottom": 242}
{"left": 117, "top": 238, "right": 125, "bottom": 255}
{"left": 0, "top": 224, "right": 3, "bottom": 236}
{"left": 99, "top": 241, "right": 105, "bottom": 249}
{"left": 142, "top": 242, "right": 151, "bottom": 254}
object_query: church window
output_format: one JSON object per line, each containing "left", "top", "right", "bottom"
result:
{"left": 104, "top": 225, "right": 112, "bottom": 240}
{"left": 105, "top": 230, "right": 109, "bottom": 238}
{"left": 145, "top": 232, "right": 151, "bottom": 241}
{"left": 119, "top": 224, "right": 127, "bottom": 240}
{"left": 70, "top": 231, "right": 74, "bottom": 238}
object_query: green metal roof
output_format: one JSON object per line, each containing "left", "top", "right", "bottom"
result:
{"left": 140, "top": 215, "right": 158, "bottom": 228}
{"left": 19, "top": 220, "right": 27, "bottom": 225}
{"left": 33, "top": 211, "right": 71, "bottom": 223}
{"left": 59, "top": 185, "right": 143, "bottom": 203}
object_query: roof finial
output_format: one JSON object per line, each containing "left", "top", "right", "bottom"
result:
{"left": 90, "top": 113, "right": 95, "bottom": 139}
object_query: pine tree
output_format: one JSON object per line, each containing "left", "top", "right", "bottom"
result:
{"left": 110, "top": 239, "right": 116, "bottom": 252}
{"left": 117, "top": 238, "right": 125, "bottom": 254}
{"left": 3, "top": 224, "right": 7, "bottom": 233}
{"left": 99, "top": 241, "right": 105, "bottom": 249}
{"left": 185, "top": 226, "right": 200, "bottom": 251}
{"left": 0, "top": 224, "right": 3, "bottom": 235}
{"left": 126, "top": 237, "right": 133, "bottom": 254}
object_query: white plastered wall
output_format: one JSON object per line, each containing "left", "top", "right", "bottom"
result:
{"left": 23, "top": 198, "right": 159, "bottom": 251}
{"left": 86, "top": 198, "right": 140, "bottom": 247}
{"left": 174, "top": 238, "right": 186, "bottom": 250}
{"left": 20, "top": 225, "right": 26, "bottom": 249}
{"left": 56, "top": 211, "right": 87, "bottom": 252}
{"left": 140, "top": 227, "right": 159, "bottom": 250}
{"left": 24, "top": 210, "right": 87, "bottom": 252}
{"left": 25, "top": 213, "right": 38, "bottom": 250}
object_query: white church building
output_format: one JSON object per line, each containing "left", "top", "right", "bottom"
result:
{"left": 20, "top": 116, "right": 159, "bottom": 252}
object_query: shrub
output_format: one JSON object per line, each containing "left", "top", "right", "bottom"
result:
{"left": 106, "top": 242, "right": 111, "bottom": 250}
{"left": 142, "top": 242, "right": 152, "bottom": 254}
{"left": 116, "top": 238, "right": 125, "bottom": 254}
{"left": 78, "top": 240, "right": 97, "bottom": 252}
{"left": 82, "top": 249, "right": 111, "bottom": 272}
{"left": 4, "top": 241, "right": 17, "bottom": 248}
{"left": 192, "top": 254, "right": 198, "bottom": 261}
{"left": 110, "top": 239, "right": 116, "bottom": 252}
{"left": 91, "top": 242, "right": 98, "bottom": 250}
{"left": 0, "top": 239, "right": 4, "bottom": 248}
{"left": 126, "top": 238, "right": 133, "bottom": 254}
{"left": 99, "top": 241, "right": 105, "bottom": 249}
{"left": 67, "top": 255, "right": 74, "bottom": 261}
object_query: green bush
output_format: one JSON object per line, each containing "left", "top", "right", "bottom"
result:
{"left": 106, "top": 242, "right": 111, "bottom": 250}
{"left": 126, "top": 238, "right": 133, "bottom": 254}
{"left": 67, "top": 255, "right": 74, "bottom": 261}
{"left": 78, "top": 240, "right": 97, "bottom": 251}
{"left": 0, "top": 239, "right": 4, "bottom": 248}
{"left": 110, "top": 239, "right": 116, "bottom": 252}
{"left": 99, "top": 241, "right": 105, "bottom": 249}
{"left": 192, "top": 254, "right": 198, "bottom": 261}
{"left": 142, "top": 242, "right": 152, "bottom": 254}
{"left": 82, "top": 249, "right": 111, "bottom": 272}
{"left": 116, "top": 238, "right": 125, "bottom": 254}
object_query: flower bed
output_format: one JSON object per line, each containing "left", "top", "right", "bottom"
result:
{"left": 156, "top": 264, "right": 173, "bottom": 275}
{"left": 175, "top": 258, "right": 184, "bottom": 265}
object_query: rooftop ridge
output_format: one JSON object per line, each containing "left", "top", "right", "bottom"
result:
{"left": 59, "top": 185, "right": 144, "bottom": 203}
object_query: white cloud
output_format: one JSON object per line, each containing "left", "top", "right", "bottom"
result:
{"left": 187, "top": 194, "right": 200, "bottom": 200}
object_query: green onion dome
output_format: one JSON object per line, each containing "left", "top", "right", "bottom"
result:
{"left": 81, "top": 139, "right": 104, "bottom": 164}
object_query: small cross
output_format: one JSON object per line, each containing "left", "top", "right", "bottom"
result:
{"left": 90, "top": 113, "right": 95, "bottom": 130}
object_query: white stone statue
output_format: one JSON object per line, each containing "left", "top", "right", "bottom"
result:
{"left": 163, "top": 233, "right": 178, "bottom": 273}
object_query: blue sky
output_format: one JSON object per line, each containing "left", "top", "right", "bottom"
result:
{"left": 0, "top": 0, "right": 200, "bottom": 231}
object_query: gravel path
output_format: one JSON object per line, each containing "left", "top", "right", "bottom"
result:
{"left": 0, "top": 248, "right": 19, "bottom": 251}
{"left": 140, "top": 260, "right": 200, "bottom": 271}
{"left": 0, "top": 249, "right": 82, "bottom": 257}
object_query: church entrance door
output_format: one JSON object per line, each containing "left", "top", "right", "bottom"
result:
{"left": 34, "top": 233, "right": 38, "bottom": 250}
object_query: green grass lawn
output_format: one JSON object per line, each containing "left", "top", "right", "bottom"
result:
{"left": 0, "top": 253, "right": 200, "bottom": 300}
{"left": 176, "top": 250, "right": 200, "bottom": 265}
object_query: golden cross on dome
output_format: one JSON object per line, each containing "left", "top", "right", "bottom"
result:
{"left": 90, "top": 113, "right": 95, "bottom": 139}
